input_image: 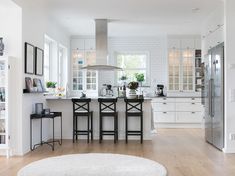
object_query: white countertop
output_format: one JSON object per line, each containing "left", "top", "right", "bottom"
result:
{"left": 46, "top": 96, "right": 152, "bottom": 100}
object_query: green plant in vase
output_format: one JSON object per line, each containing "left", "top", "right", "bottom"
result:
{"left": 127, "top": 81, "right": 139, "bottom": 99}
{"left": 46, "top": 81, "right": 57, "bottom": 95}
{"left": 135, "top": 73, "right": 145, "bottom": 96}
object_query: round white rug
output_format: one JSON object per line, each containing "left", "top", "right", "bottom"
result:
{"left": 18, "top": 153, "right": 167, "bottom": 176}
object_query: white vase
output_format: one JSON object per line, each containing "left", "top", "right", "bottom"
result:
{"left": 128, "top": 89, "right": 137, "bottom": 99}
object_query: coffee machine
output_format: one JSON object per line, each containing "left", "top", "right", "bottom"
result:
{"left": 155, "top": 84, "right": 165, "bottom": 97}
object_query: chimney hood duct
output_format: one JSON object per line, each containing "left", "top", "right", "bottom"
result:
{"left": 82, "top": 19, "right": 122, "bottom": 71}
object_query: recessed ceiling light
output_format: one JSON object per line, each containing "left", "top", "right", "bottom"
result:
{"left": 192, "top": 8, "right": 200, "bottom": 13}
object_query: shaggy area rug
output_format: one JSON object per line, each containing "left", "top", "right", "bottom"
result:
{"left": 18, "top": 153, "right": 167, "bottom": 176}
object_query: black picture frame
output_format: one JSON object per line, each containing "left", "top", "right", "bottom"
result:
{"left": 35, "top": 47, "right": 44, "bottom": 76}
{"left": 25, "top": 42, "right": 35, "bottom": 74}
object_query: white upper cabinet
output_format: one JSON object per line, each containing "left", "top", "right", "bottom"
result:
{"left": 71, "top": 38, "right": 96, "bottom": 51}
{"left": 85, "top": 39, "right": 95, "bottom": 50}
{"left": 167, "top": 39, "right": 181, "bottom": 49}
{"left": 195, "top": 38, "right": 201, "bottom": 50}
{"left": 71, "top": 39, "right": 85, "bottom": 50}
{"left": 181, "top": 39, "right": 195, "bottom": 49}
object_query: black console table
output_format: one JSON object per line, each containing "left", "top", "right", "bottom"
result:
{"left": 30, "top": 112, "right": 62, "bottom": 151}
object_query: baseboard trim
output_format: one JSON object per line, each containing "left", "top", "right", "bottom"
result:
{"left": 222, "top": 148, "right": 235, "bottom": 153}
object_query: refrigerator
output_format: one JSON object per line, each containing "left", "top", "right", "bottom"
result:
{"left": 203, "top": 43, "right": 224, "bottom": 150}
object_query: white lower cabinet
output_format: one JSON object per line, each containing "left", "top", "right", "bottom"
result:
{"left": 176, "top": 112, "right": 203, "bottom": 123}
{"left": 152, "top": 97, "right": 204, "bottom": 128}
{"left": 154, "top": 112, "right": 175, "bottom": 123}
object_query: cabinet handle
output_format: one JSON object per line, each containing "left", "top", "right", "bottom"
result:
{"left": 191, "top": 103, "right": 195, "bottom": 105}
{"left": 191, "top": 112, "right": 195, "bottom": 114}
{"left": 163, "top": 98, "right": 167, "bottom": 100}
{"left": 163, "top": 103, "right": 167, "bottom": 105}
{"left": 163, "top": 112, "right": 167, "bottom": 114}
{"left": 192, "top": 98, "right": 195, "bottom": 100}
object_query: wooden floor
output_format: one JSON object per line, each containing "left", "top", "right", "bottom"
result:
{"left": 1, "top": 129, "right": 235, "bottom": 176}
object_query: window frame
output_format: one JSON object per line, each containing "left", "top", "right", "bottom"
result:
{"left": 114, "top": 51, "right": 151, "bottom": 86}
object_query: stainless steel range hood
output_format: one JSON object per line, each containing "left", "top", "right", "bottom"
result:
{"left": 82, "top": 19, "right": 122, "bottom": 71}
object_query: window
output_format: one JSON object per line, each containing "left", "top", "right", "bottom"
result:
{"left": 72, "top": 50, "right": 97, "bottom": 92}
{"left": 115, "top": 52, "right": 150, "bottom": 85}
{"left": 44, "top": 41, "right": 50, "bottom": 82}
{"left": 44, "top": 35, "right": 68, "bottom": 88}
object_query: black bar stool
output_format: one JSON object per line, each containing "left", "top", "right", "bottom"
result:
{"left": 124, "top": 98, "right": 144, "bottom": 143}
{"left": 98, "top": 98, "right": 118, "bottom": 143}
{"left": 72, "top": 98, "right": 93, "bottom": 143}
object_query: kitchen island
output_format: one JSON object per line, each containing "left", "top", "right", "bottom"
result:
{"left": 46, "top": 97, "right": 152, "bottom": 141}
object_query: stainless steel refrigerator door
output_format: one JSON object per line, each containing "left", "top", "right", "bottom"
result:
{"left": 204, "top": 52, "right": 213, "bottom": 144}
{"left": 211, "top": 43, "right": 224, "bottom": 150}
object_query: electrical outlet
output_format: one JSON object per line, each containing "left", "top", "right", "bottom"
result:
{"left": 229, "top": 133, "right": 235, "bottom": 140}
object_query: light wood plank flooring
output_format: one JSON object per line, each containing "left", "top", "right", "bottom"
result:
{"left": 1, "top": 129, "right": 235, "bottom": 176}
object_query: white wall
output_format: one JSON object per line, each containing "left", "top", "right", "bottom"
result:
{"left": 224, "top": 0, "right": 235, "bottom": 153}
{"left": 0, "top": 0, "right": 22, "bottom": 156}
{"left": 12, "top": 0, "right": 70, "bottom": 155}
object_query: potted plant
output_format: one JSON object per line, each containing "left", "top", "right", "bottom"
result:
{"left": 135, "top": 73, "right": 145, "bottom": 96}
{"left": 127, "top": 81, "right": 139, "bottom": 98}
{"left": 46, "top": 81, "right": 57, "bottom": 94}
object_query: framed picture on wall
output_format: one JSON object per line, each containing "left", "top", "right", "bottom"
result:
{"left": 35, "top": 47, "right": 44, "bottom": 76}
{"left": 25, "top": 42, "right": 35, "bottom": 74}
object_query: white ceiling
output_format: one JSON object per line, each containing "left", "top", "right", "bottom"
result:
{"left": 41, "top": 0, "right": 223, "bottom": 36}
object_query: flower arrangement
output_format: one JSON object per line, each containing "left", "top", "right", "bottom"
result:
{"left": 127, "top": 82, "right": 139, "bottom": 90}
{"left": 56, "top": 87, "right": 65, "bottom": 97}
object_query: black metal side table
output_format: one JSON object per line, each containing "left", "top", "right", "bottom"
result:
{"left": 30, "top": 112, "right": 62, "bottom": 151}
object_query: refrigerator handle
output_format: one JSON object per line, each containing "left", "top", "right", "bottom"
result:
{"left": 208, "top": 79, "right": 211, "bottom": 116}
{"left": 211, "top": 79, "right": 214, "bottom": 117}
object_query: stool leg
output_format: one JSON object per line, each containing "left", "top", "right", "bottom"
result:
{"left": 99, "top": 116, "right": 102, "bottom": 143}
{"left": 87, "top": 115, "right": 90, "bottom": 143}
{"left": 73, "top": 115, "right": 75, "bottom": 143}
{"left": 60, "top": 115, "right": 62, "bottom": 145}
{"left": 52, "top": 118, "right": 55, "bottom": 151}
{"left": 116, "top": 114, "right": 118, "bottom": 142}
{"left": 141, "top": 114, "right": 143, "bottom": 144}
{"left": 114, "top": 116, "right": 116, "bottom": 144}
{"left": 91, "top": 112, "right": 93, "bottom": 141}
{"left": 125, "top": 114, "right": 128, "bottom": 144}
{"left": 76, "top": 116, "right": 78, "bottom": 141}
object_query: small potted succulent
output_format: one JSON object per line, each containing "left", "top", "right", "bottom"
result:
{"left": 127, "top": 81, "right": 139, "bottom": 98}
{"left": 46, "top": 81, "right": 57, "bottom": 94}
{"left": 135, "top": 73, "right": 145, "bottom": 96}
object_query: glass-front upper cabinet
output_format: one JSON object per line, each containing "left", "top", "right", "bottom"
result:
{"left": 182, "top": 49, "right": 194, "bottom": 91}
{"left": 168, "top": 49, "right": 195, "bottom": 92}
{"left": 72, "top": 50, "right": 97, "bottom": 92}
{"left": 168, "top": 49, "right": 180, "bottom": 91}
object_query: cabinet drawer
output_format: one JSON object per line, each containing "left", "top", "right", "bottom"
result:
{"left": 152, "top": 103, "right": 175, "bottom": 111}
{"left": 176, "top": 112, "right": 203, "bottom": 123}
{"left": 154, "top": 112, "right": 175, "bottom": 123}
{"left": 175, "top": 103, "right": 202, "bottom": 111}
{"left": 151, "top": 98, "right": 175, "bottom": 103}
{"left": 175, "top": 98, "right": 201, "bottom": 103}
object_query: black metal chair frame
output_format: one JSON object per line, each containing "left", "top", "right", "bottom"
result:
{"left": 98, "top": 98, "right": 118, "bottom": 143}
{"left": 30, "top": 112, "right": 62, "bottom": 151}
{"left": 72, "top": 98, "right": 93, "bottom": 143}
{"left": 125, "top": 98, "right": 144, "bottom": 143}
